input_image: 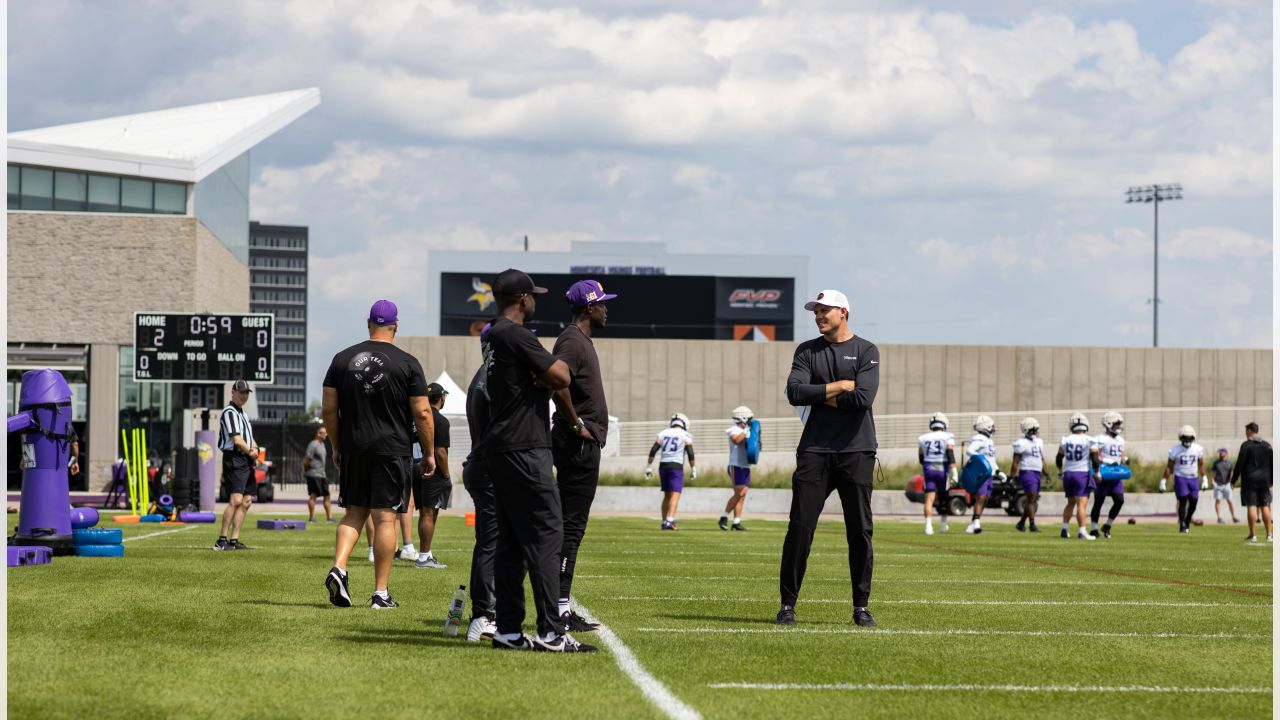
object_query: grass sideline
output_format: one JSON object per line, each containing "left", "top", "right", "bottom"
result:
{"left": 602, "top": 458, "right": 1180, "bottom": 491}
{"left": 8, "top": 515, "right": 1271, "bottom": 719}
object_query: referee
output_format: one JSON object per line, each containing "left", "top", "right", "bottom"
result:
{"left": 483, "top": 269, "right": 595, "bottom": 653}
{"left": 778, "top": 289, "right": 880, "bottom": 627}
{"left": 551, "top": 279, "right": 615, "bottom": 633}
{"left": 214, "top": 379, "right": 258, "bottom": 551}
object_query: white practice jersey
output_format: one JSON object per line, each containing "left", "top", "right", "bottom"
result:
{"left": 727, "top": 425, "right": 750, "bottom": 468}
{"left": 1168, "top": 442, "right": 1205, "bottom": 479}
{"left": 965, "top": 434, "right": 997, "bottom": 462}
{"left": 918, "top": 430, "right": 956, "bottom": 466}
{"left": 1094, "top": 433, "right": 1126, "bottom": 465}
{"left": 655, "top": 427, "right": 693, "bottom": 464}
{"left": 1059, "top": 433, "right": 1094, "bottom": 472}
{"left": 1011, "top": 436, "right": 1045, "bottom": 472}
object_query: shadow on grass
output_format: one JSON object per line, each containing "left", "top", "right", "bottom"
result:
{"left": 333, "top": 627, "right": 482, "bottom": 649}
{"left": 237, "top": 599, "right": 332, "bottom": 609}
{"left": 653, "top": 612, "right": 781, "bottom": 627}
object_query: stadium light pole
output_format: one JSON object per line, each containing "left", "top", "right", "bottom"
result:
{"left": 1125, "top": 184, "right": 1182, "bottom": 347}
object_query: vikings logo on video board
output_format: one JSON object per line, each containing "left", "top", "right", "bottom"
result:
{"left": 467, "top": 277, "right": 494, "bottom": 311}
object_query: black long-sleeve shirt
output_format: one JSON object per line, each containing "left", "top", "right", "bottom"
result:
{"left": 1231, "top": 437, "right": 1273, "bottom": 488}
{"left": 785, "top": 335, "right": 879, "bottom": 453}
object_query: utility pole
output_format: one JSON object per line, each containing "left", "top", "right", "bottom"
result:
{"left": 1125, "top": 184, "right": 1182, "bottom": 347}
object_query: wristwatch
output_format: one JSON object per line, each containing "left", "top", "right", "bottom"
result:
{"left": 571, "top": 419, "right": 584, "bottom": 433}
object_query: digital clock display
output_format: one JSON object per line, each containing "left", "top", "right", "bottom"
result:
{"left": 133, "top": 312, "right": 275, "bottom": 383}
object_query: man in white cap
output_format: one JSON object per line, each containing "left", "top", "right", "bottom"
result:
{"left": 778, "top": 289, "right": 880, "bottom": 628}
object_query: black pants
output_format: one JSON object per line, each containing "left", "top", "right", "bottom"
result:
{"left": 487, "top": 447, "right": 564, "bottom": 637}
{"left": 462, "top": 459, "right": 497, "bottom": 621}
{"left": 1090, "top": 490, "right": 1124, "bottom": 527}
{"left": 552, "top": 424, "right": 601, "bottom": 602}
{"left": 780, "top": 451, "right": 875, "bottom": 608}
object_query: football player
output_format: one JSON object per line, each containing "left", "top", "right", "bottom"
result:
{"left": 1056, "top": 413, "right": 1096, "bottom": 540}
{"left": 1163, "top": 425, "right": 1206, "bottom": 533}
{"left": 720, "top": 406, "right": 754, "bottom": 531}
{"left": 963, "top": 415, "right": 1003, "bottom": 535}
{"left": 917, "top": 412, "right": 956, "bottom": 535}
{"left": 1090, "top": 411, "right": 1128, "bottom": 538}
{"left": 646, "top": 413, "right": 696, "bottom": 530}
{"left": 1010, "top": 417, "right": 1044, "bottom": 533}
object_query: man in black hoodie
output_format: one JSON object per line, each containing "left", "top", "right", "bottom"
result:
{"left": 1231, "top": 422, "right": 1273, "bottom": 542}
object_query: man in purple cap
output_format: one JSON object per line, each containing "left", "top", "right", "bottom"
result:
{"left": 481, "top": 269, "right": 595, "bottom": 652}
{"left": 550, "top": 279, "right": 616, "bottom": 634}
{"left": 322, "top": 299, "right": 436, "bottom": 610}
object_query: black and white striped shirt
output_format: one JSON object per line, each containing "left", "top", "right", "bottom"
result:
{"left": 218, "top": 402, "right": 254, "bottom": 452}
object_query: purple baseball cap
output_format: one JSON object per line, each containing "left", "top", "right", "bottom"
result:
{"left": 369, "top": 299, "right": 399, "bottom": 326}
{"left": 566, "top": 279, "right": 618, "bottom": 308}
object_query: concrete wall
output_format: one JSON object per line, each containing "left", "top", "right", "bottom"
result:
{"left": 400, "top": 335, "right": 1272, "bottom": 422}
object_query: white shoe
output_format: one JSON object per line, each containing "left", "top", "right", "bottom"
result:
{"left": 924, "top": 523, "right": 934, "bottom": 536}
{"left": 939, "top": 521, "right": 949, "bottom": 534}
{"left": 415, "top": 553, "right": 447, "bottom": 569}
{"left": 466, "top": 616, "right": 497, "bottom": 642}
{"left": 964, "top": 521, "right": 977, "bottom": 534}
{"left": 1268, "top": 536, "right": 1274, "bottom": 543}
{"left": 367, "top": 546, "right": 375, "bottom": 562}
{"left": 398, "top": 547, "right": 419, "bottom": 562}
{"left": 1078, "top": 531, "right": 1096, "bottom": 541}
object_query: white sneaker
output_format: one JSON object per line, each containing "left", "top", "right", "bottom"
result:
{"left": 924, "top": 523, "right": 934, "bottom": 536}
{"left": 367, "top": 546, "right": 375, "bottom": 562}
{"left": 939, "top": 520, "right": 949, "bottom": 533}
{"left": 964, "top": 521, "right": 977, "bottom": 534}
{"left": 1078, "top": 531, "right": 1096, "bottom": 541}
{"left": 415, "top": 553, "right": 447, "bottom": 569}
{"left": 398, "top": 547, "right": 419, "bottom": 562}
{"left": 466, "top": 616, "right": 497, "bottom": 642}
{"left": 1268, "top": 536, "right": 1274, "bottom": 543}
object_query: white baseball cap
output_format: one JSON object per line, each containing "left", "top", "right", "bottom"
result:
{"left": 803, "top": 289, "right": 850, "bottom": 312}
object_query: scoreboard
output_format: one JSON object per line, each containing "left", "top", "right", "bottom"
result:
{"left": 134, "top": 312, "right": 274, "bottom": 383}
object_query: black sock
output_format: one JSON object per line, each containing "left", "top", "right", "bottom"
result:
{"left": 218, "top": 535, "right": 227, "bottom": 541}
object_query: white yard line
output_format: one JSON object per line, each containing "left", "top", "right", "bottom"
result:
{"left": 121, "top": 525, "right": 199, "bottom": 543}
{"left": 603, "top": 596, "right": 1268, "bottom": 608}
{"left": 634, "top": 627, "right": 1266, "bottom": 640}
{"left": 706, "top": 682, "right": 1271, "bottom": 695}
{"left": 572, "top": 601, "right": 701, "bottom": 720}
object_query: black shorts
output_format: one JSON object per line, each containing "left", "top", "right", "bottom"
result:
{"left": 306, "top": 475, "right": 330, "bottom": 497}
{"left": 338, "top": 450, "right": 410, "bottom": 511}
{"left": 222, "top": 453, "right": 256, "bottom": 497}
{"left": 414, "top": 474, "right": 453, "bottom": 510}
{"left": 1241, "top": 485, "right": 1272, "bottom": 508}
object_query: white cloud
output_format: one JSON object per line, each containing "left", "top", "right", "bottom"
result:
{"left": 1165, "top": 226, "right": 1272, "bottom": 259}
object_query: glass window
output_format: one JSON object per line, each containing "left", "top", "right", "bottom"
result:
{"left": 54, "top": 171, "right": 88, "bottom": 211}
{"left": 121, "top": 178, "right": 153, "bottom": 213}
{"left": 8, "top": 165, "right": 19, "bottom": 209}
{"left": 154, "top": 182, "right": 186, "bottom": 214}
{"left": 20, "top": 167, "right": 53, "bottom": 210}
{"left": 87, "top": 175, "right": 120, "bottom": 212}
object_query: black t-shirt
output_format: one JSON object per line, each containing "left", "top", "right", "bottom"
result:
{"left": 465, "top": 365, "right": 489, "bottom": 460}
{"left": 551, "top": 324, "right": 608, "bottom": 446}
{"left": 785, "top": 335, "right": 880, "bottom": 454}
{"left": 432, "top": 408, "right": 451, "bottom": 450}
{"left": 482, "top": 317, "right": 557, "bottom": 453}
{"left": 1232, "top": 437, "right": 1273, "bottom": 488}
{"left": 323, "top": 340, "right": 427, "bottom": 456}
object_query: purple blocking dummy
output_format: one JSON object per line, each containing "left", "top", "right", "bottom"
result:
{"left": 9, "top": 369, "right": 75, "bottom": 554}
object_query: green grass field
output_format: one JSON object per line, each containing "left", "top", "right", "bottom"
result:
{"left": 8, "top": 513, "right": 1273, "bottom": 719}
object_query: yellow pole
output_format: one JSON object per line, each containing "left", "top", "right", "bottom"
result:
{"left": 133, "top": 429, "right": 141, "bottom": 516}
{"left": 120, "top": 428, "right": 133, "bottom": 515}
{"left": 140, "top": 429, "right": 150, "bottom": 513}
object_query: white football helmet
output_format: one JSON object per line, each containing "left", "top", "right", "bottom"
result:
{"left": 1019, "top": 417, "right": 1040, "bottom": 436}
{"left": 1102, "top": 411, "right": 1123, "bottom": 435}
{"left": 731, "top": 406, "right": 753, "bottom": 424}
{"left": 1178, "top": 425, "right": 1196, "bottom": 445}
{"left": 1069, "top": 412, "right": 1089, "bottom": 432}
{"left": 929, "top": 412, "right": 949, "bottom": 431}
{"left": 972, "top": 415, "right": 995, "bottom": 436}
{"left": 670, "top": 413, "right": 689, "bottom": 430}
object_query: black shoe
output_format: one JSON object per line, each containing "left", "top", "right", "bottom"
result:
{"left": 1015, "top": 520, "right": 1026, "bottom": 532}
{"left": 853, "top": 608, "right": 878, "bottom": 627}
{"left": 972, "top": 526, "right": 982, "bottom": 534}
{"left": 492, "top": 633, "right": 535, "bottom": 650}
{"left": 660, "top": 521, "right": 676, "bottom": 531}
{"left": 229, "top": 539, "right": 251, "bottom": 550}
{"left": 213, "top": 537, "right": 229, "bottom": 551}
{"left": 776, "top": 605, "right": 796, "bottom": 625}
{"left": 325, "top": 567, "right": 352, "bottom": 608}
{"left": 1060, "top": 529, "right": 1069, "bottom": 538}
{"left": 1029, "top": 523, "right": 1040, "bottom": 533}
{"left": 370, "top": 592, "right": 399, "bottom": 609}
{"left": 533, "top": 633, "right": 598, "bottom": 653}
{"left": 718, "top": 517, "right": 729, "bottom": 531}
{"left": 562, "top": 610, "right": 599, "bottom": 633}
{"left": 1102, "top": 525, "right": 1112, "bottom": 539}
{"left": 731, "top": 523, "right": 748, "bottom": 532}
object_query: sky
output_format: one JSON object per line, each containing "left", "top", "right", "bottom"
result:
{"left": 8, "top": 0, "right": 1273, "bottom": 406}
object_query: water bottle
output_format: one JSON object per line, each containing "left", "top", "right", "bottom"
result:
{"left": 443, "top": 584, "right": 466, "bottom": 637}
